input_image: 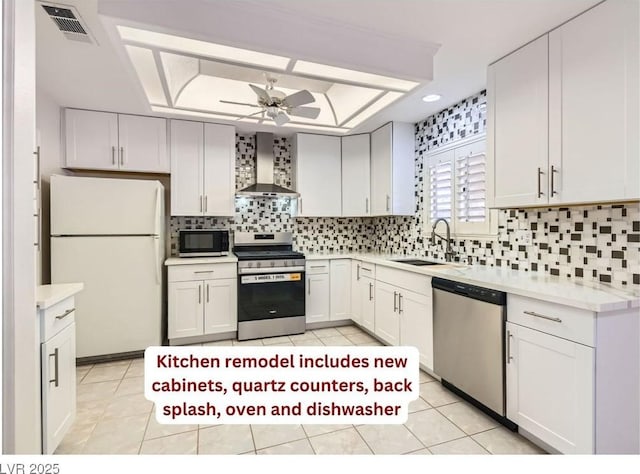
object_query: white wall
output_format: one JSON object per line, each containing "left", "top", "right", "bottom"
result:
{"left": 2, "top": 0, "right": 40, "bottom": 454}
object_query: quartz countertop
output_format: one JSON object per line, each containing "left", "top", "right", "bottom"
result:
{"left": 36, "top": 283, "right": 84, "bottom": 309}
{"left": 304, "top": 252, "right": 639, "bottom": 313}
{"left": 165, "top": 255, "right": 238, "bottom": 266}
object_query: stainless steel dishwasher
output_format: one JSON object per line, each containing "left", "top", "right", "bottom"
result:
{"left": 432, "top": 277, "right": 516, "bottom": 430}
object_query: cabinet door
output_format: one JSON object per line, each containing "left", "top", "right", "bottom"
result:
{"left": 490, "top": 36, "right": 549, "bottom": 207}
{"left": 374, "top": 281, "right": 399, "bottom": 346}
{"left": 41, "top": 322, "right": 76, "bottom": 454}
{"left": 306, "top": 273, "right": 330, "bottom": 324}
{"left": 360, "top": 276, "right": 375, "bottom": 332}
{"left": 330, "top": 260, "right": 351, "bottom": 321}
{"left": 350, "top": 261, "right": 363, "bottom": 325}
{"left": 399, "top": 289, "right": 432, "bottom": 370}
{"left": 548, "top": 0, "right": 639, "bottom": 203}
{"left": 118, "top": 114, "right": 169, "bottom": 173}
{"left": 168, "top": 280, "right": 204, "bottom": 339}
{"left": 64, "top": 109, "right": 118, "bottom": 171}
{"left": 370, "top": 123, "right": 392, "bottom": 215}
{"left": 296, "top": 134, "right": 342, "bottom": 216}
{"left": 170, "top": 120, "right": 204, "bottom": 216}
{"left": 506, "top": 322, "right": 594, "bottom": 454}
{"left": 203, "top": 278, "right": 237, "bottom": 334}
{"left": 342, "top": 134, "right": 370, "bottom": 216}
{"left": 203, "top": 123, "right": 236, "bottom": 216}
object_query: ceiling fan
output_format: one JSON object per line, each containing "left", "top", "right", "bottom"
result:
{"left": 220, "top": 77, "right": 320, "bottom": 126}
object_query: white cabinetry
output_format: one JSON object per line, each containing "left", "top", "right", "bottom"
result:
{"left": 168, "top": 262, "right": 237, "bottom": 342}
{"left": 305, "top": 260, "right": 330, "bottom": 324}
{"left": 374, "top": 266, "right": 432, "bottom": 368}
{"left": 489, "top": 0, "right": 639, "bottom": 207}
{"left": 351, "top": 261, "right": 375, "bottom": 332}
{"left": 548, "top": 0, "right": 639, "bottom": 203}
{"left": 341, "top": 134, "right": 370, "bottom": 216}
{"left": 64, "top": 109, "right": 168, "bottom": 173}
{"left": 506, "top": 294, "right": 638, "bottom": 454}
{"left": 38, "top": 292, "right": 79, "bottom": 454}
{"left": 370, "top": 122, "right": 415, "bottom": 216}
{"left": 170, "top": 120, "right": 235, "bottom": 217}
{"left": 294, "top": 134, "right": 342, "bottom": 217}
{"left": 330, "top": 259, "right": 351, "bottom": 321}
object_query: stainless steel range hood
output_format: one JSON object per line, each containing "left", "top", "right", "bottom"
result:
{"left": 236, "top": 132, "right": 299, "bottom": 198}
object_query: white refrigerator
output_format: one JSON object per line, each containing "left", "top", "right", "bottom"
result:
{"left": 50, "top": 175, "right": 164, "bottom": 359}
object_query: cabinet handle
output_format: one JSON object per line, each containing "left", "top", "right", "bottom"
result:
{"left": 357, "top": 264, "right": 360, "bottom": 281}
{"left": 308, "top": 279, "right": 311, "bottom": 295}
{"left": 49, "top": 348, "right": 59, "bottom": 387}
{"left": 398, "top": 293, "right": 403, "bottom": 314}
{"left": 365, "top": 197, "right": 369, "bottom": 214}
{"left": 310, "top": 265, "right": 326, "bottom": 269}
{"left": 204, "top": 195, "right": 208, "bottom": 213}
{"left": 369, "top": 282, "right": 373, "bottom": 301}
{"left": 111, "top": 146, "right": 116, "bottom": 165}
{"left": 551, "top": 165, "right": 558, "bottom": 196}
{"left": 55, "top": 308, "right": 74, "bottom": 320}
{"left": 361, "top": 267, "right": 371, "bottom": 273}
{"left": 206, "top": 284, "right": 210, "bottom": 303}
{"left": 198, "top": 284, "right": 202, "bottom": 304}
{"left": 119, "top": 146, "right": 124, "bottom": 165}
{"left": 34, "top": 212, "right": 40, "bottom": 250}
{"left": 537, "top": 168, "right": 544, "bottom": 198}
{"left": 524, "top": 310, "right": 562, "bottom": 323}
{"left": 393, "top": 291, "right": 398, "bottom": 312}
{"left": 199, "top": 195, "right": 203, "bottom": 212}
{"left": 194, "top": 270, "right": 214, "bottom": 274}
{"left": 34, "top": 146, "right": 40, "bottom": 189}
{"left": 386, "top": 195, "right": 390, "bottom": 212}
{"left": 507, "top": 330, "right": 513, "bottom": 364}
{"left": 299, "top": 197, "right": 303, "bottom": 214}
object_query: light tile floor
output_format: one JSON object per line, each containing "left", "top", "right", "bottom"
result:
{"left": 58, "top": 325, "right": 545, "bottom": 455}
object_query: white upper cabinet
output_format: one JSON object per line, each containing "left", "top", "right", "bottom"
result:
{"left": 489, "top": 0, "right": 639, "bottom": 207}
{"left": 294, "top": 133, "right": 342, "bottom": 217}
{"left": 170, "top": 120, "right": 235, "bottom": 217}
{"left": 370, "top": 122, "right": 415, "bottom": 216}
{"left": 64, "top": 109, "right": 168, "bottom": 173}
{"left": 203, "top": 123, "right": 236, "bottom": 216}
{"left": 118, "top": 114, "right": 169, "bottom": 173}
{"left": 548, "top": 0, "right": 639, "bottom": 203}
{"left": 170, "top": 120, "right": 204, "bottom": 216}
{"left": 341, "top": 134, "right": 371, "bottom": 216}
{"left": 489, "top": 36, "right": 549, "bottom": 208}
{"left": 64, "top": 109, "right": 119, "bottom": 171}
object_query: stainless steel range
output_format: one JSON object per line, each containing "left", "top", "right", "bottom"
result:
{"left": 233, "top": 232, "right": 306, "bottom": 340}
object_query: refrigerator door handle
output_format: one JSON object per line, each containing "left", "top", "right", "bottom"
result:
{"left": 153, "top": 236, "right": 161, "bottom": 285}
{"left": 154, "top": 186, "right": 162, "bottom": 237}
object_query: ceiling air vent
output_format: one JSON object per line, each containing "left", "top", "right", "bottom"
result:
{"left": 40, "top": 3, "right": 95, "bottom": 44}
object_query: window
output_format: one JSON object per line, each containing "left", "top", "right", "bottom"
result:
{"left": 425, "top": 135, "right": 494, "bottom": 237}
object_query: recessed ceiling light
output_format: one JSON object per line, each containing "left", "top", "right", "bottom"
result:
{"left": 422, "top": 94, "right": 441, "bottom": 102}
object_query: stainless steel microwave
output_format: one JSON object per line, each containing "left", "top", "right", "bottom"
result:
{"left": 178, "top": 229, "right": 229, "bottom": 257}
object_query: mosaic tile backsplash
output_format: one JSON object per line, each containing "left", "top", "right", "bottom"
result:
{"left": 170, "top": 90, "right": 639, "bottom": 288}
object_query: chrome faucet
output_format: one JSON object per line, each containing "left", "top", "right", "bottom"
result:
{"left": 431, "top": 218, "right": 455, "bottom": 262}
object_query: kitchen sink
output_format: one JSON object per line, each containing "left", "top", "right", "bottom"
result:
{"left": 391, "top": 259, "right": 447, "bottom": 266}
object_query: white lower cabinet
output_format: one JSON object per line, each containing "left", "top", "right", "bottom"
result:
{"left": 351, "top": 261, "right": 376, "bottom": 332}
{"left": 350, "top": 261, "right": 363, "bottom": 326}
{"left": 306, "top": 273, "right": 330, "bottom": 324}
{"left": 330, "top": 260, "right": 351, "bottom": 321}
{"left": 360, "top": 275, "right": 375, "bottom": 333}
{"left": 399, "top": 288, "right": 432, "bottom": 370}
{"left": 168, "top": 264, "right": 237, "bottom": 342}
{"left": 506, "top": 321, "right": 594, "bottom": 454}
{"left": 374, "top": 281, "right": 400, "bottom": 346}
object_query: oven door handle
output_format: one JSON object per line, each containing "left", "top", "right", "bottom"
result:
{"left": 238, "top": 266, "right": 306, "bottom": 275}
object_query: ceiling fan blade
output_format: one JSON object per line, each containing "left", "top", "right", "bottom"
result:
{"left": 220, "top": 100, "right": 260, "bottom": 108}
{"left": 288, "top": 106, "right": 321, "bottom": 119}
{"left": 249, "top": 84, "right": 270, "bottom": 102}
{"left": 235, "top": 110, "right": 265, "bottom": 121}
{"left": 283, "top": 89, "right": 315, "bottom": 107}
{"left": 273, "top": 111, "right": 290, "bottom": 126}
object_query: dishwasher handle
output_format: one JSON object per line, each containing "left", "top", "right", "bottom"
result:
{"left": 431, "top": 277, "right": 506, "bottom": 306}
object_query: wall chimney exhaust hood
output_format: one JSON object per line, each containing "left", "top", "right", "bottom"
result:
{"left": 236, "top": 132, "right": 299, "bottom": 198}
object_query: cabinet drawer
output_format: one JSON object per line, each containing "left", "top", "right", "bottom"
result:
{"left": 168, "top": 263, "right": 237, "bottom": 282}
{"left": 40, "top": 297, "right": 76, "bottom": 343}
{"left": 376, "top": 265, "right": 431, "bottom": 296}
{"left": 354, "top": 260, "right": 376, "bottom": 279}
{"left": 306, "top": 260, "right": 330, "bottom": 274}
{"left": 507, "top": 294, "right": 595, "bottom": 347}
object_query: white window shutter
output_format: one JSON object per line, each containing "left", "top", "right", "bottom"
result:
{"left": 456, "top": 152, "right": 487, "bottom": 223}
{"left": 429, "top": 159, "right": 453, "bottom": 222}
